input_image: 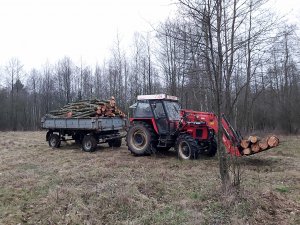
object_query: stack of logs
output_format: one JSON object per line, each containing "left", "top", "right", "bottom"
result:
{"left": 46, "top": 97, "right": 126, "bottom": 118}
{"left": 241, "top": 135, "right": 279, "bottom": 155}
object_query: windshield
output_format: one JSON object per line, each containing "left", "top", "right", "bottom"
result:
{"left": 163, "top": 101, "right": 180, "bottom": 120}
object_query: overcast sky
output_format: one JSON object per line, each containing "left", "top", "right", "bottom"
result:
{"left": 0, "top": 0, "right": 175, "bottom": 70}
{"left": 0, "top": 0, "right": 299, "bottom": 72}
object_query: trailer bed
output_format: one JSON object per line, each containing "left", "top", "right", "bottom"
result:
{"left": 41, "top": 117, "right": 126, "bottom": 131}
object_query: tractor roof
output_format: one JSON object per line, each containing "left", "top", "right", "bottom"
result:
{"left": 137, "top": 94, "right": 178, "bottom": 101}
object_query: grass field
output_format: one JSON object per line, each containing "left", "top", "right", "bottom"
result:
{"left": 0, "top": 132, "right": 299, "bottom": 225}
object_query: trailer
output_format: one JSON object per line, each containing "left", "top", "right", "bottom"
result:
{"left": 41, "top": 116, "right": 126, "bottom": 152}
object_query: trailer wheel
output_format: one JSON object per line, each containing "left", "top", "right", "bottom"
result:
{"left": 48, "top": 134, "right": 61, "bottom": 148}
{"left": 108, "top": 138, "right": 122, "bottom": 148}
{"left": 126, "top": 122, "right": 157, "bottom": 156}
{"left": 176, "top": 134, "right": 198, "bottom": 160}
{"left": 82, "top": 135, "right": 97, "bottom": 152}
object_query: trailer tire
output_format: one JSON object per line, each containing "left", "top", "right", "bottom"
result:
{"left": 108, "top": 138, "right": 122, "bottom": 148}
{"left": 48, "top": 134, "right": 61, "bottom": 148}
{"left": 126, "top": 122, "right": 157, "bottom": 156}
{"left": 176, "top": 134, "right": 198, "bottom": 160}
{"left": 82, "top": 135, "right": 97, "bottom": 152}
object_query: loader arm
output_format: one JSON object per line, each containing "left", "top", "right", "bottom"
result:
{"left": 220, "top": 114, "right": 243, "bottom": 157}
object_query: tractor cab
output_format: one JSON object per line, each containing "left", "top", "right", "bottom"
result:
{"left": 130, "top": 94, "right": 180, "bottom": 136}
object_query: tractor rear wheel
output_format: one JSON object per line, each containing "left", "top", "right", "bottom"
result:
{"left": 176, "top": 134, "right": 198, "bottom": 160}
{"left": 126, "top": 122, "right": 157, "bottom": 156}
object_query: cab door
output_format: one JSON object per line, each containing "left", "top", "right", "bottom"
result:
{"left": 150, "top": 101, "right": 169, "bottom": 135}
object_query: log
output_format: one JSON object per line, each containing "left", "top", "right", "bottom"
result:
{"left": 258, "top": 138, "right": 269, "bottom": 150}
{"left": 248, "top": 135, "right": 260, "bottom": 144}
{"left": 267, "top": 135, "right": 279, "bottom": 147}
{"left": 47, "top": 97, "right": 126, "bottom": 119}
{"left": 240, "top": 139, "right": 250, "bottom": 149}
{"left": 243, "top": 148, "right": 252, "bottom": 155}
{"left": 251, "top": 143, "right": 261, "bottom": 153}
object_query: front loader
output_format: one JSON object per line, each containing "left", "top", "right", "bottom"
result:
{"left": 126, "top": 94, "right": 270, "bottom": 159}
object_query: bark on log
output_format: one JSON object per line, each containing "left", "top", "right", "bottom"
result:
{"left": 258, "top": 138, "right": 269, "bottom": 150}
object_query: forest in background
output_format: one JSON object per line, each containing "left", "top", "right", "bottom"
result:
{"left": 0, "top": 0, "right": 299, "bottom": 133}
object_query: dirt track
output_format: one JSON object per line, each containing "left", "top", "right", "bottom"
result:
{"left": 0, "top": 132, "right": 299, "bottom": 225}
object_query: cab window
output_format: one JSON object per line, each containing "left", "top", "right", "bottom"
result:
{"left": 134, "top": 102, "right": 153, "bottom": 118}
{"left": 164, "top": 101, "right": 180, "bottom": 120}
{"left": 152, "top": 102, "right": 166, "bottom": 118}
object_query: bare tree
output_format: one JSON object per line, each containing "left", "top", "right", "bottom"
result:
{"left": 5, "top": 58, "right": 23, "bottom": 130}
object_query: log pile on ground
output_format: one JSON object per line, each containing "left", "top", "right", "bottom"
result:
{"left": 241, "top": 135, "right": 279, "bottom": 155}
{"left": 46, "top": 97, "right": 126, "bottom": 118}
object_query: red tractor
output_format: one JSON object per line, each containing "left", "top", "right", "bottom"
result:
{"left": 126, "top": 94, "right": 244, "bottom": 159}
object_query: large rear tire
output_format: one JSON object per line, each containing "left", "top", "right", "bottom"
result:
{"left": 82, "top": 135, "right": 97, "bottom": 152}
{"left": 126, "top": 122, "right": 157, "bottom": 156}
{"left": 175, "top": 134, "right": 198, "bottom": 160}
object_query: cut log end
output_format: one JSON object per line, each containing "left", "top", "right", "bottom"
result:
{"left": 251, "top": 143, "right": 261, "bottom": 153}
{"left": 241, "top": 139, "right": 250, "bottom": 149}
{"left": 243, "top": 148, "right": 252, "bottom": 155}
{"left": 248, "top": 135, "right": 260, "bottom": 144}
{"left": 267, "top": 135, "right": 279, "bottom": 147}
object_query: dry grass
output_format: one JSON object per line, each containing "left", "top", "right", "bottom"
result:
{"left": 0, "top": 132, "right": 299, "bottom": 225}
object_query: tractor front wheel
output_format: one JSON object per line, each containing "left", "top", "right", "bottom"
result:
{"left": 126, "top": 122, "right": 156, "bottom": 156}
{"left": 176, "top": 134, "right": 199, "bottom": 160}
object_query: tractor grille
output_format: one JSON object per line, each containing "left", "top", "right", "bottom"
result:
{"left": 196, "top": 129, "right": 203, "bottom": 138}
